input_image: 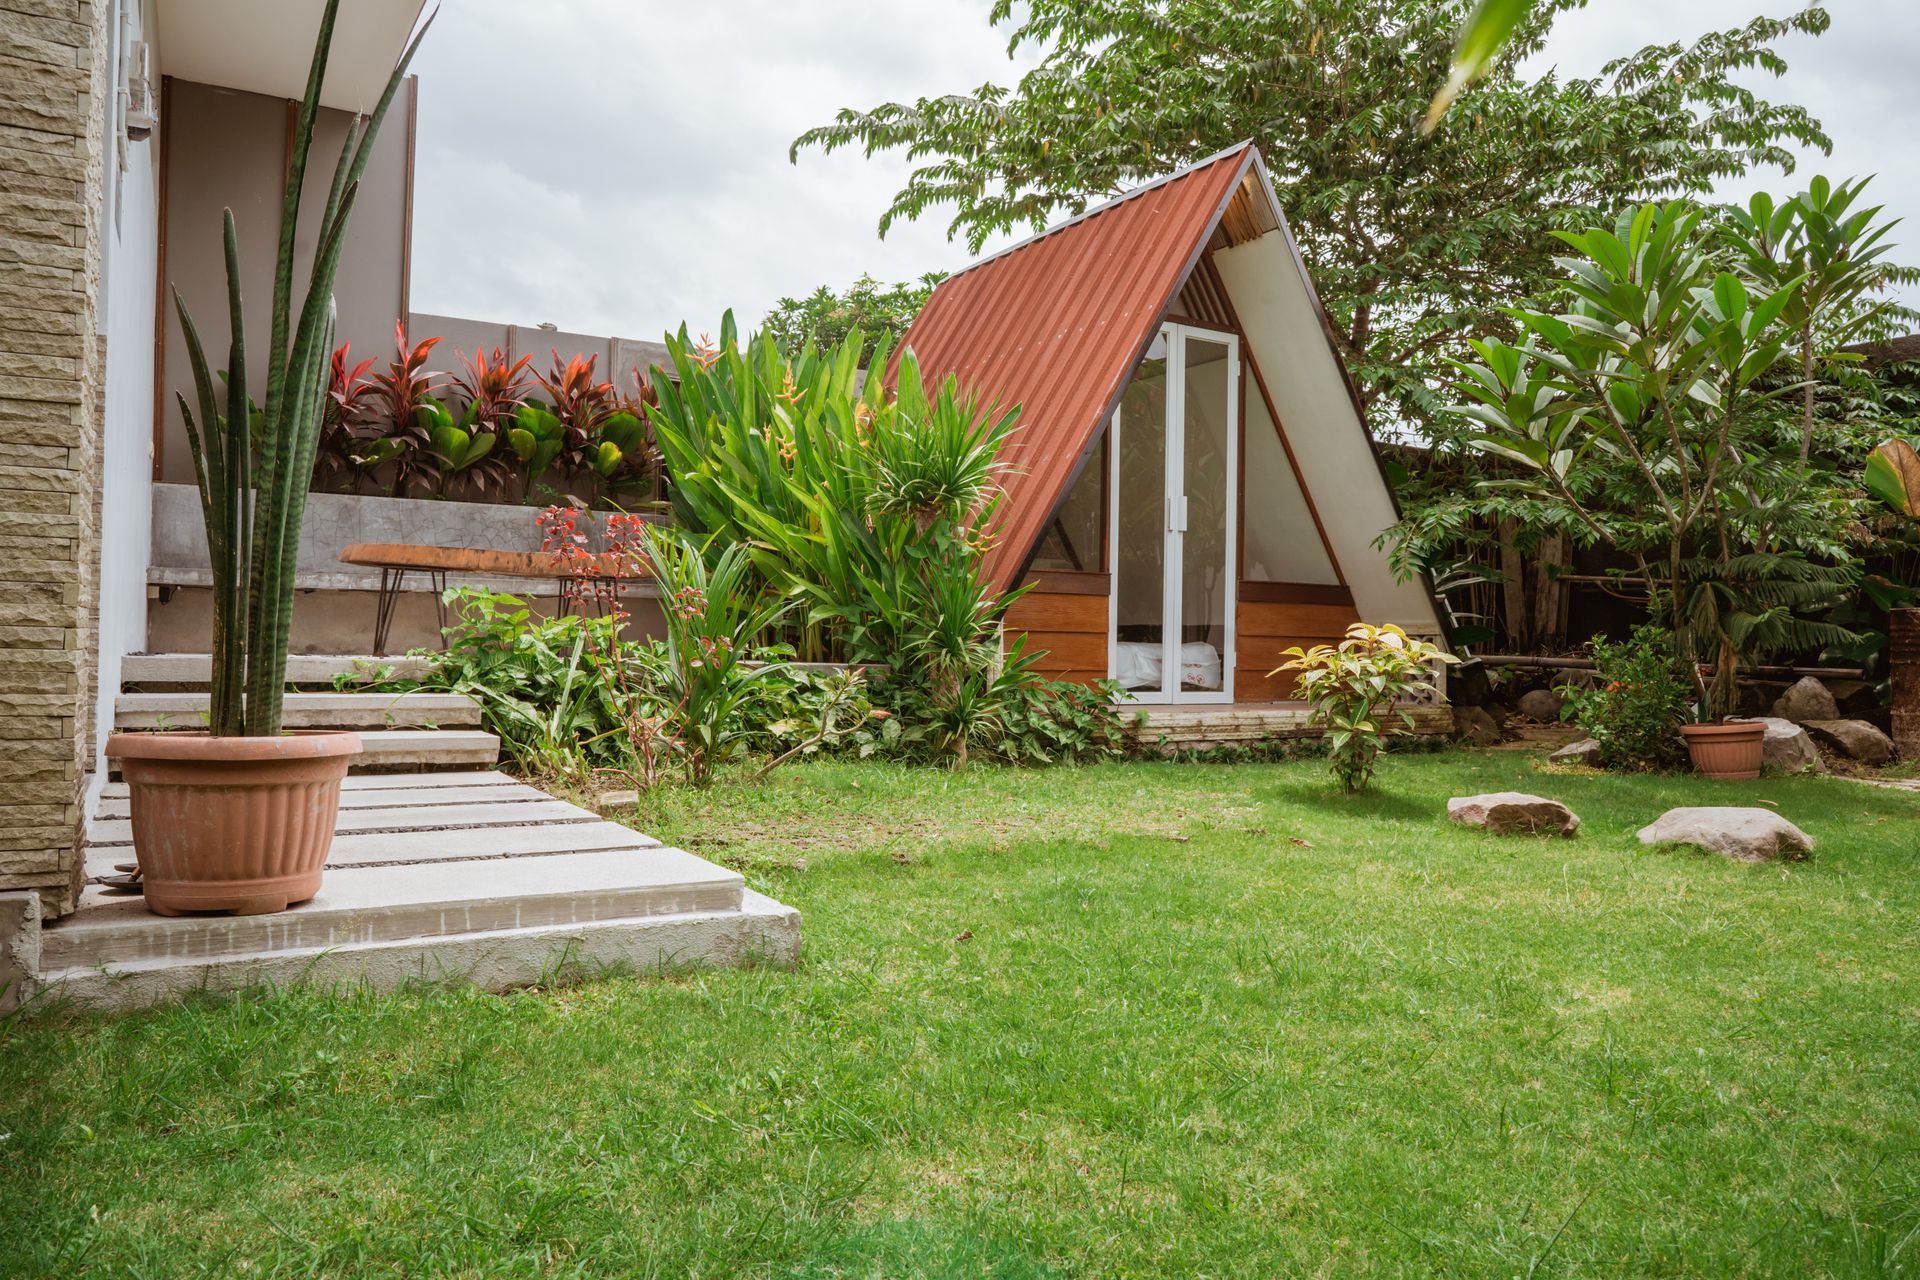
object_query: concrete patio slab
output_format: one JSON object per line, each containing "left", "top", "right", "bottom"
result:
{"left": 30, "top": 772, "right": 798, "bottom": 1013}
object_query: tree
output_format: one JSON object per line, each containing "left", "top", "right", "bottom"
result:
{"left": 762, "top": 273, "right": 945, "bottom": 366}
{"left": 1431, "top": 199, "right": 1860, "bottom": 720}
{"left": 1720, "top": 178, "right": 1920, "bottom": 464}
{"left": 794, "top": 0, "right": 1831, "bottom": 431}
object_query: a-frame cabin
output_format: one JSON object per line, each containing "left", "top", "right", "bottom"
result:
{"left": 898, "top": 142, "right": 1448, "bottom": 707}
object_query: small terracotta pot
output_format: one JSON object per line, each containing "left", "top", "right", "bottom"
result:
{"left": 1680, "top": 721, "right": 1765, "bottom": 780}
{"left": 104, "top": 731, "right": 361, "bottom": 916}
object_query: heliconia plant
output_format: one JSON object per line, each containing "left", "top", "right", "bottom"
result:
{"left": 172, "top": 0, "right": 430, "bottom": 736}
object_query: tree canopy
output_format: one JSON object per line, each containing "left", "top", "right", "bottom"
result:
{"left": 793, "top": 0, "right": 1833, "bottom": 430}
{"left": 762, "top": 273, "right": 945, "bottom": 367}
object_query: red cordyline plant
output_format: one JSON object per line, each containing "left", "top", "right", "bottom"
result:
{"left": 315, "top": 342, "right": 379, "bottom": 491}
{"left": 369, "top": 321, "right": 442, "bottom": 494}
{"left": 452, "top": 345, "right": 535, "bottom": 432}
{"left": 537, "top": 350, "right": 616, "bottom": 457}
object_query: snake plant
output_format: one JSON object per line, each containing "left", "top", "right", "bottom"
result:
{"left": 172, "top": 0, "right": 430, "bottom": 736}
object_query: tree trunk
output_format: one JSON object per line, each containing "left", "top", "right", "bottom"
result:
{"left": 1891, "top": 608, "right": 1920, "bottom": 761}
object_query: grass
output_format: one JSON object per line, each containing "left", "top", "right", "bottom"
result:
{"left": 4, "top": 750, "right": 1919, "bottom": 1277}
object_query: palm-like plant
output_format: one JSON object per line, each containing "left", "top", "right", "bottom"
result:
{"left": 1722, "top": 178, "right": 1920, "bottom": 464}
{"left": 1450, "top": 199, "right": 1857, "bottom": 717}
{"left": 646, "top": 314, "right": 1025, "bottom": 762}
{"left": 867, "top": 355, "right": 1015, "bottom": 531}
{"left": 172, "top": 0, "right": 429, "bottom": 736}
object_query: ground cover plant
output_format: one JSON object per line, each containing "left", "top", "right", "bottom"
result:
{"left": 6, "top": 753, "right": 1918, "bottom": 1276}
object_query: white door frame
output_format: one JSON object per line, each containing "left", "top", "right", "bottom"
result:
{"left": 1108, "top": 322, "right": 1239, "bottom": 705}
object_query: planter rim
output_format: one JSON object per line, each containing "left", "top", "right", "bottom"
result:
{"left": 1680, "top": 721, "right": 1766, "bottom": 738}
{"left": 106, "top": 729, "right": 363, "bottom": 762}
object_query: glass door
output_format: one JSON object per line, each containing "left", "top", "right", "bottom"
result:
{"left": 1109, "top": 323, "right": 1238, "bottom": 703}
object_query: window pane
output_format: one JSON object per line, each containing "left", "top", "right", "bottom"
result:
{"left": 1029, "top": 438, "right": 1105, "bottom": 572}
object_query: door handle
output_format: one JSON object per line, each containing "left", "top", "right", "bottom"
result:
{"left": 1174, "top": 496, "right": 1188, "bottom": 532}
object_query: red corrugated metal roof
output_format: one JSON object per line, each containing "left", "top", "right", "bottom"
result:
{"left": 896, "top": 143, "right": 1258, "bottom": 593}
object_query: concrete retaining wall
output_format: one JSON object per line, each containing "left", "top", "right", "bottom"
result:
{"left": 146, "top": 483, "right": 669, "bottom": 653}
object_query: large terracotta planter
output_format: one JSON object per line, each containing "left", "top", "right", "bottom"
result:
{"left": 1680, "top": 721, "right": 1765, "bottom": 780}
{"left": 104, "top": 731, "right": 361, "bottom": 916}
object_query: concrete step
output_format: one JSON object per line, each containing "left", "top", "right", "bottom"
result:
{"left": 93, "top": 779, "right": 553, "bottom": 819}
{"left": 44, "top": 845, "right": 744, "bottom": 972}
{"left": 351, "top": 729, "right": 500, "bottom": 770}
{"left": 38, "top": 888, "right": 799, "bottom": 1012}
{"left": 101, "top": 728, "right": 500, "bottom": 773}
{"left": 114, "top": 691, "right": 481, "bottom": 731}
{"left": 121, "top": 653, "right": 436, "bottom": 689}
{"left": 98, "top": 769, "right": 521, "bottom": 799}
{"left": 88, "top": 797, "right": 599, "bottom": 847}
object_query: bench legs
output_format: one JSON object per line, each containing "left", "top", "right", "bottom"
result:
{"left": 371, "top": 568, "right": 450, "bottom": 656}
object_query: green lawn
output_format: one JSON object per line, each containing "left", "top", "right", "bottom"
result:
{"left": 5, "top": 751, "right": 1919, "bottom": 1277}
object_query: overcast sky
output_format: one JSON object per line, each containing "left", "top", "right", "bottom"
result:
{"left": 406, "top": 0, "right": 1919, "bottom": 342}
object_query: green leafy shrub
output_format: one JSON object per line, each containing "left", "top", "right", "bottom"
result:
{"left": 1559, "top": 626, "right": 1693, "bottom": 771}
{"left": 647, "top": 314, "right": 1035, "bottom": 765}
{"left": 1275, "top": 623, "right": 1457, "bottom": 793}
{"left": 637, "top": 526, "right": 795, "bottom": 785}
{"left": 399, "top": 587, "right": 638, "bottom": 781}
{"left": 997, "top": 678, "right": 1126, "bottom": 764}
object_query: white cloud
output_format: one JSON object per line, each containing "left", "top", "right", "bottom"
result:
{"left": 407, "top": 0, "right": 1920, "bottom": 339}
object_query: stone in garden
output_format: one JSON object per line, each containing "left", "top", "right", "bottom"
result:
{"left": 1772, "top": 676, "right": 1839, "bottom": 724}
{"left": 1825, "top": 679, "right": 1883, "bottom": 719}
{"left": 593, "top": 789, "right": 641, "bottom": 812}
{"left": 1453, "top": 705, "right": 1504, "bottom": 746}
{"left": 1548, "top": 737, "right": 1602, "bottom": 767}
{"left": 1636, "top": 807, "right": 1813, "bottom": 862}
{"left": 1745, "top": 717, "right": 1824, "bottom": 774}
{"left": 1517, "top": 688, "right": 1566, "bottom": 722}
{"left": 1802, "top": 719, "right": 1896, "bottom": 765}
{"left": 1447, "top": 792, "right": 1581, "bottom": 836}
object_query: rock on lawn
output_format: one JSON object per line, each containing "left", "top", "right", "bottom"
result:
{"left": 1636, "top": 807, "right": 1813, "bottom": 862}
{"left": 1448, "top": 792, "right": 1581, "bottom": 836}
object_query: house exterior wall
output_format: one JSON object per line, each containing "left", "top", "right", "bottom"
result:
{"left": 1232, "top": 594, "right": 1362, "bottom": 700}
{"left": 0, "top": 0, "right": 109, "bottom": 916}
{"left": 1005, "top": 576, "right": 1109, "bottom": 687}
{"left": 155, "top": 76, "right": 413, "bottom": 484}
{"left": 94, "top": 0, "right": 159, "bottom": 783}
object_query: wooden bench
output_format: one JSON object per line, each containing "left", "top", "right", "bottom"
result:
{"left": 339, "top": 543, "right": 644, "bottom": 654}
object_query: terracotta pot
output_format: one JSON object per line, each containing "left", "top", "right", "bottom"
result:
{"left": 104, "top": 731, "right": 361, "bottom": 916}
{"left": 1680, "top": 721, "right": 1765, "bottom": 780}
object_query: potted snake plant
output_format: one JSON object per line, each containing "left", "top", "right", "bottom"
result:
{"left": 104, "top": 2, "right": 430, "bottom": 916}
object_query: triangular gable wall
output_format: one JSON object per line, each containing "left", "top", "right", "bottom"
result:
{"left": 1209, "top": 153, "right": 1442, "bottom": 635}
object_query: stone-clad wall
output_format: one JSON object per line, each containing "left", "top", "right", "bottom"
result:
{"left": 0, "top": 0, "right": 105, "bottom": 917}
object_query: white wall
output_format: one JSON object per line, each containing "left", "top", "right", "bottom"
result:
{"left": 1213, "top": 230, "right": 1444, "bottom": 638}
{"left": 94, "top": 0, "right": 160, "bottom": 779}
{"left": 1241, "top": 374, "right": 1339, "bottom": 586}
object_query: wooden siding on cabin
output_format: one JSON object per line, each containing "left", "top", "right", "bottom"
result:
{"left": 1005, "top": 589, "right": 1109, "bottom": 686}
{"left": 1232, "top": 595, "right": 1362, "bottom": 700}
